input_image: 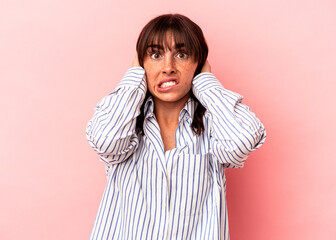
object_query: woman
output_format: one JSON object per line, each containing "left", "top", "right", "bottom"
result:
{"left": 86, "top": 13, "right": 266, "bottom": 240}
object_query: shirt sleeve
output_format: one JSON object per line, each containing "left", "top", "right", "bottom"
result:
{"left": 192, "top": 72, "right": 266, "bottom": 168}
{"left": 86, "top": 67, "right": 147, "bottom": 165}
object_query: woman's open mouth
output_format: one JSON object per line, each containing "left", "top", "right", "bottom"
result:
{"left": 157, "top": 78, "right": 178, "bottom": 92}
{"left": 160, "top": 81, "right": 176, "bottom": 88}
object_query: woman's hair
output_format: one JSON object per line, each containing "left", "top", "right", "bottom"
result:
{"left": 136, "top": 13, "right": 208, "bottom": 76}
{"left": 135, "top": 13, "right": 208, "bottom": 136}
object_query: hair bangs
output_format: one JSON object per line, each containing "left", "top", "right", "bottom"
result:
{"left": 145, "top": 23, "right": 195, "bottom": 58}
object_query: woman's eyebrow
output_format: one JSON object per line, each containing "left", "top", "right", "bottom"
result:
{"left": 174, "top": 43, "right": 185, "bottom": 49}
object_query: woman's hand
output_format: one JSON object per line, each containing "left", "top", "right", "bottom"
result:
{"left": 132, "top": 53, "right": 141, "bottom": 67}
{"left": 201, "top": 60, "right": 211, "bottom": 73}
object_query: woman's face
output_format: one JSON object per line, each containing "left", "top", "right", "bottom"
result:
{"left": 143, "top": 32, "right": 198, "bottom": 106}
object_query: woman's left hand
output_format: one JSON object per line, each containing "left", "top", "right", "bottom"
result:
{"left": 132, "top": 53, "right": 140, "bottom": 67}
{"left": 201, "top": 60, "right": 211, "bottom": 73}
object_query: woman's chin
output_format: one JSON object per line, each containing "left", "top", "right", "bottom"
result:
{"left": 153, "top": 92, "right": 190, "bottom": 105}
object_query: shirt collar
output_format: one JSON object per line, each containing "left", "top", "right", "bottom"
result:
{"left": 144, "top": 96, "right": 154, "bottom": 119}
{"left": 144, "top": 95, "right": 198, "bottom": 121}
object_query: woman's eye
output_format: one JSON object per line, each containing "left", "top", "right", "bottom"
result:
{"left": 150, "top": 52, "right": 162, "bottom": 59}
{"left": 176, "top": 52, "right": 188, "bottom": 59}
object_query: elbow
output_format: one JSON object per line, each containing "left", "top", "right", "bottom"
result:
{"left": 219, "top": 126, "right": 266, "bottom": 162}
{"left": 236, "top": 125, "right": 266, "bottom": 156}
{"left": 86, "top": 126, "right": 139, "bottom": 163}
{"left": 86, "top": 121, "right": 110, "bottom": 155}
{"left": 248, "top": 123, "right": 266, "bottom": 151}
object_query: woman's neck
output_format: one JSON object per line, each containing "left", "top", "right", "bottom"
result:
{"left": 153, "top": 93, "right": 190, "bottom": 151}
{"left": 153, "top": 94, "right": 189, "bottom": 127}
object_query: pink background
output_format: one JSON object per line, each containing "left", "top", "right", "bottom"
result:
{"left": 1, "top": 0, "right": 335, "bottom": 239}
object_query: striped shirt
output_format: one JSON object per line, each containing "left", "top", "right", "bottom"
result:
{"left": 86, "top": 67, "right": 266, "bottom": 240}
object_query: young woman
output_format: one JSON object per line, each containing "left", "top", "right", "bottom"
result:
{"left": 86, "top": 13, "right": 266, "bottom": 240}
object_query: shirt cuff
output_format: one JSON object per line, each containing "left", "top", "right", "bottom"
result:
{"left": 192, "top": 72, "right": 224, "bottom": 92}
{"left": 192, "top": 72, "right": 243, "bottom": 105}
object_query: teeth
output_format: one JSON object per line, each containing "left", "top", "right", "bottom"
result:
{"left": 160, "top": 81, "right": 176, "bottom": 88}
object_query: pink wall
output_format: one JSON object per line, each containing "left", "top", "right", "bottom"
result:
{"left": 1, "top": 0, "right": 335, "bottom": 239}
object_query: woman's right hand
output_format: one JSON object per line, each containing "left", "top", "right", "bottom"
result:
{"left": 132, "top": 53, "right": 141, "bottom": 67}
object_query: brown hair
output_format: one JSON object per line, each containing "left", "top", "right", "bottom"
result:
{"left": 136, "top": 13, "right": 208, "bottom": 135}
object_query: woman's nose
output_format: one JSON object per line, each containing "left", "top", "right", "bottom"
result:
{"left": 162, "top": 55, "right": 176, "bottom": 74}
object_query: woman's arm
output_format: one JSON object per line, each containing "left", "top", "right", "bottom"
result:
{"left": 86, "top": 56, "right": 147, "bottom": 165}
{"left": 192, "top": 61, "right": 266, "bottom": 168}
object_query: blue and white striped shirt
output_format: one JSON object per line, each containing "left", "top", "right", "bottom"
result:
{"left": 86, "top": 67, "right": 266, "bottom": 240}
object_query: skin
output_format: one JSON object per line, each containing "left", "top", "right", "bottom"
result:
{"left": 132, "top": 35, "right": 211, "bottom": 151}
